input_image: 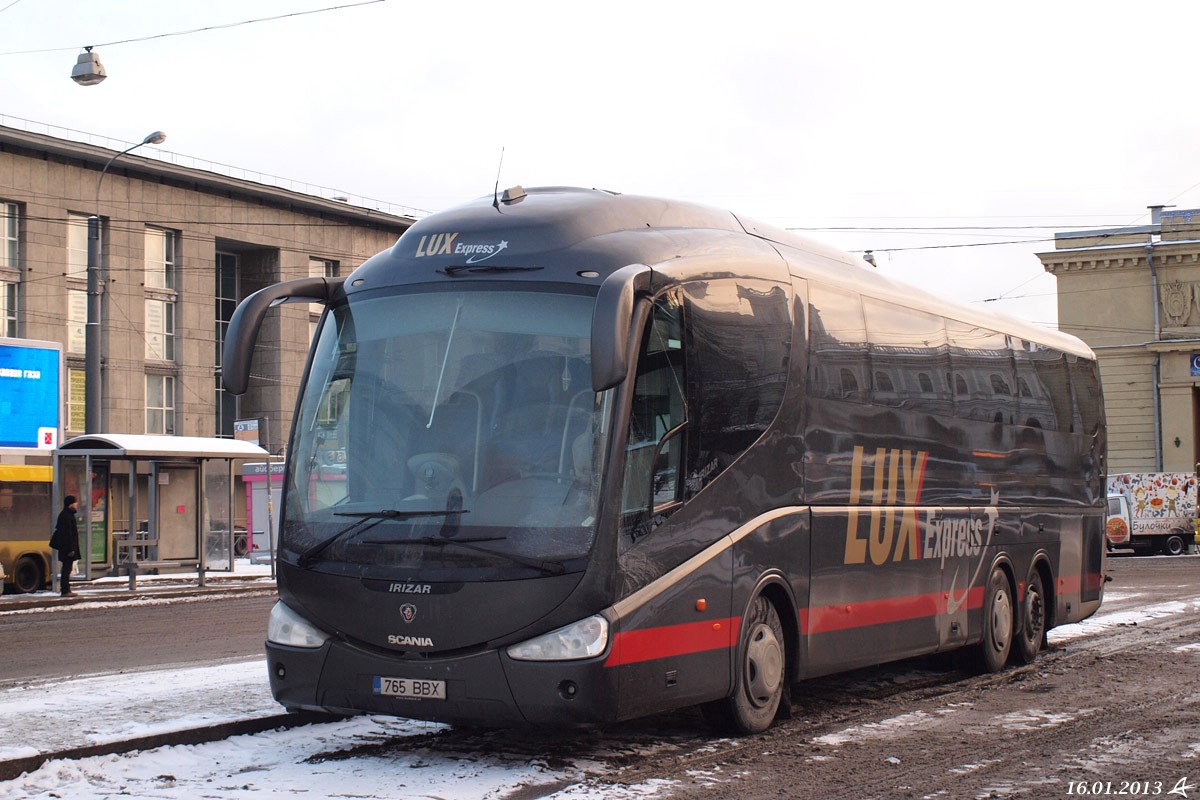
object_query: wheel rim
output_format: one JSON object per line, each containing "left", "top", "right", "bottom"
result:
{"left": 990, "top": 581, "right": 1013, "bottom": 652}
{"left": 744, "top": 620, "right": 784, "bottom": 708}
{"left": 1024, "top": 584, "right": 1044, "bottom": 643}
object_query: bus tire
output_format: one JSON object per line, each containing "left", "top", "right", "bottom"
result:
{"left": 1012, "top": 568, "right": 1046, "bottom": 665}
{"left": 975, "top": 567, "right": 1014, "bottom": 673}
{"left": 11, "top": 556, "right": 42, "bottom": 594}
{"left": 1163, "top": 535, "right": 1186, "bottom": 556}
{"left": 703, "top": 594, "right": 785, "bottom": 735}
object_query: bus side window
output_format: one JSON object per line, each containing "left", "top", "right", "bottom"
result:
{"left": 683, "top": 279, "right": 790, "bottom": 493}
{"left": 621, "top": 294, "right": 687, "bottom": 525}
{"left": 808, "top": 285, "right": 868, "bottom": 403}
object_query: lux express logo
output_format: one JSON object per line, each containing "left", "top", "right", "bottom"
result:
{"left": 843, "top": 445, "right": 997, "bottom": 569}
{"left": 413, "top": 232, "right": 509, "bottom": 264}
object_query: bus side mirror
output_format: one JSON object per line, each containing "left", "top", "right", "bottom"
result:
{"left": 591, "top": 264, "right": 653, "bottom": 392}
{"left": 222, "top": 276, "right": 345, "bottom": 395}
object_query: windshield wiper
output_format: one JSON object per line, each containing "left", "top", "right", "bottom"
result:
{"left": 363, "top": 535, "right": 567, "bottom": 576}
{"left": 297, "top": 508, "right": 469, "bottom": 568}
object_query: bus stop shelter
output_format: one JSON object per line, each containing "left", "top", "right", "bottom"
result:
{"left": 52, "top": 434, "right": 270, "bottom": 587}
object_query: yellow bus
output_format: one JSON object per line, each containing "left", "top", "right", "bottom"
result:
{"left": 0, "top": 464, "right": 53, "bottom": 594}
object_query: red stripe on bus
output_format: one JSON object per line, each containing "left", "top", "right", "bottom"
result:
{"left": 605, "top": 617, "right": 739, "bottom": 667}
{"left": 801, "top": 586, "right": 985, "bottom": 634}
{"left": 603, "top": 571, "right": 1101, "bottom": 670}
{"left": 606, "top": 587, "right": 985, "bottom": 668}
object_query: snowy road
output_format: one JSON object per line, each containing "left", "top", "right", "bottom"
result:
{"left": 2, "top": 556, "right": 1198, "bottom": 799}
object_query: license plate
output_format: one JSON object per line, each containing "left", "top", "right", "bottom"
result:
{"left": 373, "top": 676, "right": 446, "bottom": 700}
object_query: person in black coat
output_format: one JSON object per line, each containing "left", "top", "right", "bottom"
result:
{"left": 50, "top": 495, "right": 80, "bottom": 596}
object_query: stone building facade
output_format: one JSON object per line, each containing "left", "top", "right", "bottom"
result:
{"left": 0, "top": 125, "right": 413, "bottom": 458}
{"left": 1038, "top": 208, "right": 1200, "bottom": 472}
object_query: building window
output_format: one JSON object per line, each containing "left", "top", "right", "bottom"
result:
{"left": 0, "top": 280, "right": 15, "bottom": 338}
{"left": 67, "top": 289, "right": 87, "bottom": 354}
{"left": 145, "top": 298, "right": 175, "bottom": 361}
{"left": 67, "top": 213, "right": 91, "bottom": 281}
{"left": 0, "top": 280, "right": 14, "bottom": 338}
{"left": 67, "top": 368, "right": 86, "bottom": 433}
{"left": 1, "top": 202, "right": 18, "bottom": 336}
{"left": 145, "top": 227, "right": 177, "bottom": 290}
{"left": 309, "top": 257, "right": 339, "bottom": 340}
{"left": 215, "top": 252, "right": 239, "bottom": 438}
{"left": 1, "top": 202, "right": 17, "bottom": 269}
{"left": 146, "top": 374, "right": 176, "bottom": 435}
{"left": 145, "top": 228, "right": 178, "bottom": 363}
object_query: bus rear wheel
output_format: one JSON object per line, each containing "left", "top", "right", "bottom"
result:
{"left": 703, "top": 594, "right": 786, "bottom": 735}
{"left": 1163, "top": 535, "right": 1186, "bottom": 556}
{"left": 975, "top": 567, "right": 1014, "bottom": 673}
{"left": 1012, "top": 568, "right": 1046, "bottom": 665}
{"left": 11, "top": 556, "right": 43, "bottom": 594}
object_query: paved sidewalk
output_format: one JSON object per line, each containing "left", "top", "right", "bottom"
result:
{"left": 0, "top": 560, "right": 276, "bottom": 611}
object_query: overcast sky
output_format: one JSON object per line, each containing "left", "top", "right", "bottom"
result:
{"left": 4, "top": 0, "right": 1200, "bottom": 328}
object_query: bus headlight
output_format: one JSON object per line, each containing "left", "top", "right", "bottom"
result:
{"left": 506, "top": 614, "right": 609, "bottom": 661}
{"left": 267, "top": 601, "right": 330, "bottom": 648}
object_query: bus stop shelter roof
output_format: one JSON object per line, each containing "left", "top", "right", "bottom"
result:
{"left": 54, "top": 434, "right": 270, "bottom": 460}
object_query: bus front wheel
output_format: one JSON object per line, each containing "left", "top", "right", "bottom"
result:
{"left": 704, "top": 594, "right": 786, "bottom": 735}
{"left": 976, "top": 567, "right": 1014, "bottom": 673}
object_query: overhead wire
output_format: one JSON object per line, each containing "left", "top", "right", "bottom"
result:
{"left": 0, "top": 0, "right": 387, "bottom": 56}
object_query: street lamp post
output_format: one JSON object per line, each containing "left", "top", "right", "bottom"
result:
{"left": 85, "top": 131, "right": 167, "bottom": 434}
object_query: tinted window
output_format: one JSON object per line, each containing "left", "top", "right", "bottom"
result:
{"left": 946, "top": 319, "right": 1012, "bottom": 421}
{"left": 809, "top": 285, "right": 867, "bottom": 402}
{"left": 1014, "top": 340, "right": 1073, "bottom": 432}
{"left": 683, "top": 279, "right": 790, "bottom": 495}
{"left": 622, "top": 294, "right": 687, "bottom": 517}
{"left": 862, "top": 297, "right": 950, "bottom": 412}
{"left": 1069, "top": 355, "right": 1104, "bottom": 437}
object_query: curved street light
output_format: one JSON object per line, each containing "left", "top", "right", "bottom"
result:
{"left": 85, "top": 131, "right": 168, "bottom": 434}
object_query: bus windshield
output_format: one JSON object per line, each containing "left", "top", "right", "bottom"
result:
{"left": 285, "top": 285, "right": 611, "bottom": 579}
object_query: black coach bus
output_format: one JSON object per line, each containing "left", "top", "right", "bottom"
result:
{"left": 223, "top": 187, "right": 1106, "bottom": 734}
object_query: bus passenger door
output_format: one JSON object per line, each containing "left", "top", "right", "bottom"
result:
{"left": 611, "top": 291, "right": 737, "bottom": 719}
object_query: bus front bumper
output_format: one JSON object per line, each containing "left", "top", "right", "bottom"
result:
{"left": 265, "top": 638, "right": 620, "bottom": 727}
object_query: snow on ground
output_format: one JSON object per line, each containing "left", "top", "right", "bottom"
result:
{"left": 0, "top": 650, "right": 672, "bottom": 800}
{"left": 3, "top": 592, "right": 1200, "bottom": 799}
{"left": 0, "top": 659, "right": 279, "bottom": 760}
{"left": 1046, "top": 597, "right": 1200, "bottom": 643}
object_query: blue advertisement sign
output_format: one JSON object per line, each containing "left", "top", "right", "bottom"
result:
{"left": 1192, "top": 353, "right": 1200, "bottom": 378}
{"left": 0, "top": 339, "right": 62, "bottom": 449}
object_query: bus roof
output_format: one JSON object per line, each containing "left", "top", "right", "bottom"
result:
{"left": 347, "top": 186, "right": 1092, "bottom": 360}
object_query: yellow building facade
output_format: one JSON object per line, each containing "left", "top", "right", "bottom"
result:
{"left": 1039, "top": 208, "right": 1200, "bottom": 472}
